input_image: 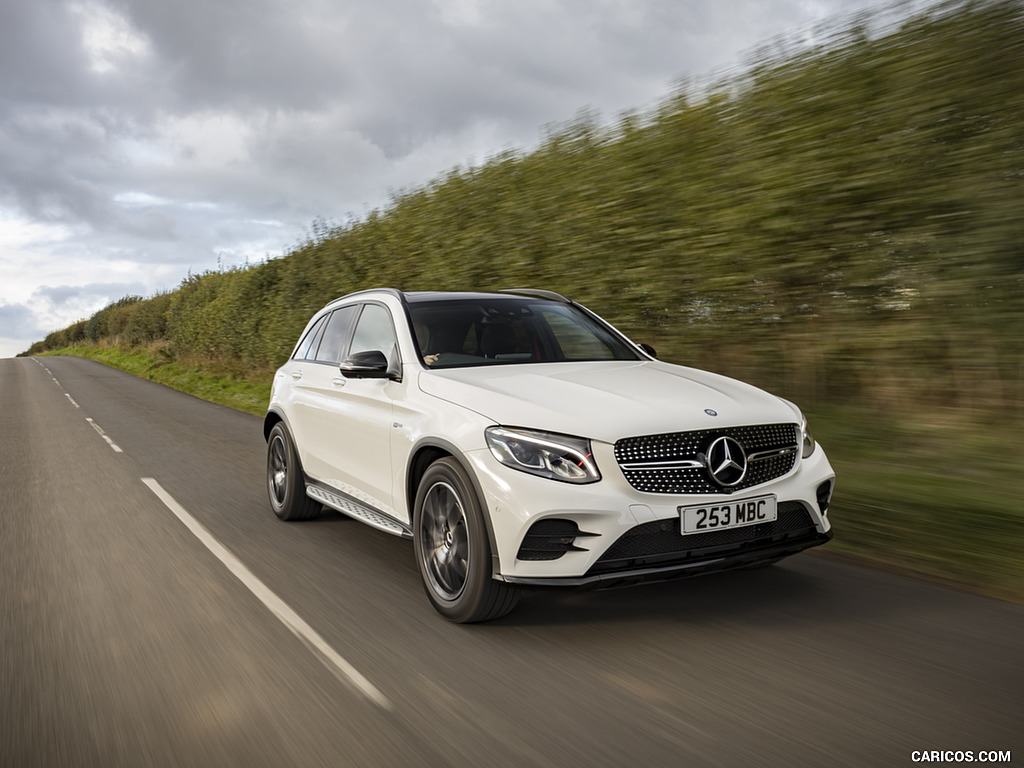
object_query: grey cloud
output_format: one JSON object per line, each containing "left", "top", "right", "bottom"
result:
{"left": 33, "top": 282, "right": 147, "bottom": 307}
{"left": 0, "top": 105, "right": 133, "bottom": 230}
{"left": 0, "top": 2, "right": 93, "bottom": 106}
{"left": 107, "top": 0, "right": 354, "bottom": 112}
{"left": 0, "top": 302, "right": 45, "bottom": 338}
{"left": 118, "top": 207, "right": 180, "bottom": 240}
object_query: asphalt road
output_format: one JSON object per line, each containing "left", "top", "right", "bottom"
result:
{"left": 2, "top": 355, "right": 1021, "bottom": 768}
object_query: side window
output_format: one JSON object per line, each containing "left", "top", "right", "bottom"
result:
{"left": 294, "top": 314, "right": 329, "bottom": 360}
{"left": 349, "top": 304, "right": 399, "bottom": 363}
{"left": 315, "top": 305, "right": 358, "bottom": 363}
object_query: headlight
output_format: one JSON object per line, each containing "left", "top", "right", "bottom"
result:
{"left": 485, "top": 427, "right": 601, "bottom": 484}
{"left": 801, "top": 413, "right": 816, "bottom": 458}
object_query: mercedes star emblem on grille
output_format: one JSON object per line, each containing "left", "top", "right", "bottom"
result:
{"left": 706, "top": 435, "right": 748, "bottom": 487}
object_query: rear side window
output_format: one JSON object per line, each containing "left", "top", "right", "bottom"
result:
{"left": 314, "top": 305, "right": 358, "bottom": 363}
{"left": 294, "top": 314, "right": 329, "bottom": 360}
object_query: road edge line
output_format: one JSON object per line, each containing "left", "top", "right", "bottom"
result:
{"left": 140, "top": 477, "right": 393, "bottom": 711}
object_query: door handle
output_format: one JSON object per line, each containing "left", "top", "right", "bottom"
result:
{"left": 332, "top": 378, "right": 346, "bottom": 387}
{"left": 291, "top": 371, "right": 303, "bottom": 380}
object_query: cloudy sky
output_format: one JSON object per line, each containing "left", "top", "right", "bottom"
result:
{"left": 0, "top": 0, "right": 891, "bottom": 357}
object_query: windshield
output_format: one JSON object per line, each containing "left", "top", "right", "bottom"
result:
{"left": 408, "top": 297, "right": 642, "bottom": 368}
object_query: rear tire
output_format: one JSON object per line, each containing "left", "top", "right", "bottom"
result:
{"left": 413, "top": 458, "right": 519, "bottom": 623}
{"left": 267, "top": 422, "right": 321, "bottom": 521}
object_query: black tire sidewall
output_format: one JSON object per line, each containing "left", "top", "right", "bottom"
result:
{"left": 413, "top": 458, "right": 493, "bottom": 622}
{"left": 267, "top": 422, "right": 305, "bottom": 519}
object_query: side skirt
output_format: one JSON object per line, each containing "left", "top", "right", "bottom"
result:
{"left": 306, "top": 483, "right": 413, "bottom": 539}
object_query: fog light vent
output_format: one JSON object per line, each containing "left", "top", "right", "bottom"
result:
{"left": 816, "top": 480, "right": 834, "bottom": 515}
{"left": 517, "top": 518, "right": 598, "bottom": 561}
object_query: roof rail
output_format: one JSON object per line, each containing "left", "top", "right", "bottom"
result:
{"left": 328, "top": 287, "right": 405, "bottom": 304}
{"left": 499, "top": 288, "right": 571, "bottom": 303}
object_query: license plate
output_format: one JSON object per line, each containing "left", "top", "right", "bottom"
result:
{"left": 679, "top": 495, "right": 777, "bottom": 534}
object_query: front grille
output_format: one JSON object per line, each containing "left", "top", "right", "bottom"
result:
{"left": 614, "top": 423, "right": 799, "bottom": 494}
{"left": 588, "top": 501, "right": 815, "bottom": 575}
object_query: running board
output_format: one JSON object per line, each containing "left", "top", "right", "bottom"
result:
{"left": 306, "top": 484, "right": 412, "bottom": 539}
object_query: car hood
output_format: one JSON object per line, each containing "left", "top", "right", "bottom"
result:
{"left": 417, "top": 360, "right": 799, "bottom": 443}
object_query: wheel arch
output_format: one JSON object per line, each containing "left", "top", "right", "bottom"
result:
{"left": 263, "top": 407, "right": 287, "bottom": 442}
{"left": 406, "top": 437, "right": 502, "bottom": 577}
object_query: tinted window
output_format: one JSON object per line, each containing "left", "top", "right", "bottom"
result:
{"left": 294, "top": 314, "right": 329, "bottom": 360}
{"left": 407, "top": 298, "right": 640, "bottom": 368}
{"left": 349, "top": 304, "right": 399, "bottom": 364}
{"left": 314, "top": 305, "right": 358, "bottom": 363}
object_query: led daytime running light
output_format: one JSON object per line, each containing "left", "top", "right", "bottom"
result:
{"left": 801, "top": 414, "right": 816, "bottom": 458}
{"left": 485, "top": 427, "right": 601, "bottom": 484}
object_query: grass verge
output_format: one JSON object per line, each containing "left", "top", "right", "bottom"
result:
{"left": 810, "top": 405, "right": 1024, "bottom": 604}
{"left": 42, "top": 344, "right": 272, "bottom": 417}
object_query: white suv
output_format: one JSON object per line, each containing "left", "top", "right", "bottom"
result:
{"left": 265, "top": 289, "right": 834, "bottom": 622}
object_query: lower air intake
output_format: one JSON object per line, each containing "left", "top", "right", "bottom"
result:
{"left": 588, "top": 501, "right": 816, "bottom": 575}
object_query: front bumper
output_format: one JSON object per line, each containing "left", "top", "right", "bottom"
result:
{"left": 464, "top": 438, "right": 835, "bottom": 584}
{"left": 501, "top": 526, "right": 832, "bottom": 589}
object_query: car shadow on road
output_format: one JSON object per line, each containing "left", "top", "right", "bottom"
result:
{"left": 491, "top": 555, "right": 884, "bottom": 629}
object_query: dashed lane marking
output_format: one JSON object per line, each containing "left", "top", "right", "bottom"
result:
{"left": 85, "top": 417, "right": 123, "bottom": 453}
{"left": 32, "top": 359, "right": 120, "bottom": 451}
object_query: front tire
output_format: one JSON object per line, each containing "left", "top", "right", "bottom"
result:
{"left": 413, "top": 458, "right": 519, "bottom": 623}
{"left": 267, "top": 422, "right": 321, "bottom": 521}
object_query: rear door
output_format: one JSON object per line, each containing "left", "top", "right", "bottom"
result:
{"left": 288, "top": 305, "right": 358, "bottom": 479}
{"left": 303, "top": 302, "right": 401, "bottom": 517}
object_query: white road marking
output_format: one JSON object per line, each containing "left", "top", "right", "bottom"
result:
{"left": 34, "top": 360, "right": 81, "bottom": 409}
{"left": 140, "top": 478, "right": 393, "bottom": 711}
{"left": 32, "top": 359, "right": 57, "bottom": 382}
{"left": 38, "top": 365, "right": 119, "bottom": 447}
{"left": 85, "top": 417, "right": 124, "bottom": 453}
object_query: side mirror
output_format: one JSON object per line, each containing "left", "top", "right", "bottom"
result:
{"left": 340, "top": 349, "right": 390, "bottom": 378}
{"left": 638, "top": 343, "right": 658, "bottom": 359}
